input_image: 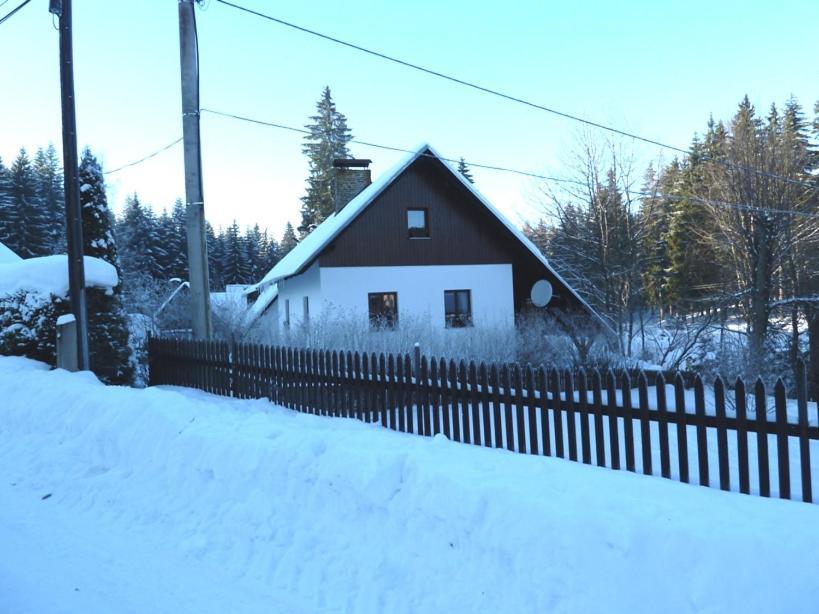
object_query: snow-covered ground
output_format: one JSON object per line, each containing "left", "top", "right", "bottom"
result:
{"left": 1, "top": 356, "right": 818, "bottom": 613}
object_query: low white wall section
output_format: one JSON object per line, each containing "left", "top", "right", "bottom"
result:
{"left": 319, "top": 264, "right": 514, "bottom": 329}
{"left": 276, "top": 261, "right": 322, "bottom": 328}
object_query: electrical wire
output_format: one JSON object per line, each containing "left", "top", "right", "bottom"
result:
{"left": 0, "top": 0, "right": 32, "bottom": 26}
{"left": 104, "top": 138, "right": 183, "bottom": 175}
{"left": 200, "top": 107, "right": 819, "bottom": 221}
{"left": 211, "top": 0, "right": 819, "bottom": 191}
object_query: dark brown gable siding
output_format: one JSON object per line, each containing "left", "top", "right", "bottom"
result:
{"left": 318, "top": 157, "right": 512, "bottom": 267}
{"left": 317, "top": 154, "right": 587, "bottom": 315}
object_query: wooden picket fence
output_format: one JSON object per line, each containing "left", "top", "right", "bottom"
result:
{"left": 148, "top": 337, "right": 819, "bottom": 504}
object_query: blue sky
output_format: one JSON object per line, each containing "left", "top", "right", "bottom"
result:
{"left": 2, "top": 0, "right": 818, "bottom": 238}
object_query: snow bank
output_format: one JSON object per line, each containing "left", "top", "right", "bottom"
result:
{"left": 0, "top": 255, "right": 118, "bottom": 297}
{"left": 1, "top": 356, "right": 818, "bottom": 613}
{"left": 0, "top": 241, "right": 21, "bottom": 264}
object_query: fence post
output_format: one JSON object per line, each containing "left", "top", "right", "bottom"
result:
{"left": 56, "top": 314, "right": 79, "bottom": 372}
{"left": 230, "top": 334, "right": 238, "bottom": 398}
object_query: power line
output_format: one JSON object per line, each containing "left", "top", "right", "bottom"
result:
{"left": 201, "top": 107, "right": 819, "bottom": 221}
{"left": 200, "top": 108, "right": 579, "bottom": 186}
{"left": 211, "top": 0, "right": 819, "bottom": 192}
{"left": 103, "top": 138, "right": 183, "bottom": 175}
{"left": 0, "top": 0, "right": 32, "bottom": 25}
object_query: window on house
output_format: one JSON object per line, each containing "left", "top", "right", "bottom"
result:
{"left": 303, "top": 296, "right": 310, "bottom": 325}
{"left": 444, "top": 290, "right": 472, "bottom": 328}
{"left": 407, "top": 208, "right": 429, "bottom": 238}
{"left": 283, "top": 299, "right": 291, "bottom": 328}
{"left": 368, "top": 292, "right": 398, "bottom": 329}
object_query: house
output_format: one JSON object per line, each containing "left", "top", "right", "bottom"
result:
{"left": 248, "top": 144, "right": 606, "bottom": 332}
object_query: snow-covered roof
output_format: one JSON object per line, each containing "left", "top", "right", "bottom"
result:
{"left": 0, "top": 255, "right": 119, "bottom": 298}
{"left": 0, "top": 241, "right": 21, "bottom": 265}
{"left": 245, "top": 283, "right": 278, "bottom": 327}
{"left": 256, "top": 143, "right": 607, "bottom": 329}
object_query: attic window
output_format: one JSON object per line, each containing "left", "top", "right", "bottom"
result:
{"left": 407, "top": 208, "right": 429, "bottom": 238}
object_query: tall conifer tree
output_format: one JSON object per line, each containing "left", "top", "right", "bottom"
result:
{"left": 78, "top": 148, "right": 133, "bottom": 384}
{"left": 299, "top": 87, "right": 353, "bottom": 235}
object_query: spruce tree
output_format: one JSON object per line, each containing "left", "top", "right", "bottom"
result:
{"left": 206, "top": 222, "right": 224, "bottom": 291}
{"left": 221, "top": 221, "right": 249, "bottom": 285}
{"left": 299, "top": 86, "right": 353, "bottom": 235}
{"left": 78, "top": 148, "right": 134, "bottom": 385}
{"left": 457, "top": 157, "right": 474, "bottom": 183}
{"left": 0, "top": 157, "right": 15, "bottom": 251}
{"left": 33, "top": 144, "right": 65, "bottom": 253}
{"left": 117, "top": 194, "right": 166, "bottom": 282}
{"left": 280, "top": 222, "right": 298, "bottom": 258}
{"left": 9, "top": 149, "right": 50, "bottom": 258}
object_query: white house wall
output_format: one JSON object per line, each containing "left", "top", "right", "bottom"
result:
{"left": 276, "top": 260, "right": 322, "bottom": 328}
{"left": 319, "top": 264, "right": 514, "bottom": 329}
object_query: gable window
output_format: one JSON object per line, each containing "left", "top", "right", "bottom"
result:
{"left": 284, "top": 299, "right": 291, "bottom": 328}
{"left": 444, "top": 290, "right": 472, "bottom": 328}
{"left": 368, "top": 292, "right": 398, "bottom": 329}
{"left": 303, "top": 296, "right": 310, "bottom": 325}
{"left": 407, "top": 208, "right": 429, "bottom": 238}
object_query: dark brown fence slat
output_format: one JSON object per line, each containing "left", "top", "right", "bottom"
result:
{"left": 673, "top": 373, "right": 688, "bottom": 483}
{"left": 591, "top": 370, "right": 605, "bottom": 467}
{"left": 403, "top": 355, "right": 413, "bottom": 433}
{"left": 714, "top": 377, "right": 730, "bottom": 491}
{"left": 513, "top": 366, "right": 526, "bottom": 454}
{"left": 429, "top": 358, "right": 441, "bottom": 435}
{"left": 774, "top": 379, "right": 791, "bottom": 500}
{"left": 755, "top": 378, "right": 770, "bottom": 497}
{"left": 694, "top": 375, "right": 708, "bottom": 486}
{"left": 550, "top": 369, "right": 564, "bottom": 459}
{"left": 606, "top": 369, "right": 620, "bottom": 471}
{"left": 538, "top": 366, "right": 551, "bottom": 456}
{"left": 577, "top": 370, "right": 591, "bottom": 464}
{"left": 446, "top": 360, "right": 457, "bottom": 441}
{"left": 420, "top": 356, "right": 431, "bottom": 436}
{"left": 735, "top": 378, "right": 750, "bottom": 495}
{"left": 795, "top": 359, "right": 812, "bottom": 503}
{"left": 564, "top": 370, "right": 578, "bottom": 462}
{"left": 379, "top": 354, "right": 389, "bottom": 427}
{"left": 621, "top": 372, "right": 635, "bottom": 472}
{"left": 459, "top": 361, "right": 470, "bottom": 444}
{"left": 469, "top": 361, "right": 481, "bottom": 446}
{"left": 502, "top": 365, "right": 514, "bottom": 451}
{"left": 480, "top": 363, "right": 493, "bottom": 447}
{"left": 638, "top": 372, "right": 652, "bottom": 475}
{"left": 387, "top": 354, "right": 396, "bottom": 429}
{"left": 656, "top": 373, "right": 670, "bottom": 479}
{"left": 526, "top": 366, "right": 538, "bottom": 455}
{"left": 353, "top": 352, "right": 363, "bottom": 421}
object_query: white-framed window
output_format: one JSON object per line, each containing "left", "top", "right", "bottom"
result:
{"left": 407, "top": 208, "right": 429, "bottom": 238}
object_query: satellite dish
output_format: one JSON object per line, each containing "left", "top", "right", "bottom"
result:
{"left": 530, "top": 280, "right": 553, "bottom": 307}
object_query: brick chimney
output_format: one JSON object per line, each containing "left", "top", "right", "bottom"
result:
{"left": 332, "top": 158, "right": 372, "bottom": 214}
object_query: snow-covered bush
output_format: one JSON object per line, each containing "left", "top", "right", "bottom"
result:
{"left": 0, "top": 290, "right": 69, "bottom": 364}
{"left": 243, "top": 307, "right": 613, "bottom": 369}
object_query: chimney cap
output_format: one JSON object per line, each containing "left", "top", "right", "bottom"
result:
{"left": 332, "top": 158, "right": 372, "bottom": 169}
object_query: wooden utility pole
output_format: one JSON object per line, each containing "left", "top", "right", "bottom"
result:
{"left": 51, "top": 0, "right": 90, "bottom": 370}
{"left": 178, "top": 0, "right": 212, "bottom": 339}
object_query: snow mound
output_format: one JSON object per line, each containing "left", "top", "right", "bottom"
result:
{"left": 0, "top": 255, "right": 118, "bottom": 297}
{"left": 0, "top": 356, "right": 818, "bottom": 613}
{"left": 0, "top": 241, "right": 21, "bottom": 264}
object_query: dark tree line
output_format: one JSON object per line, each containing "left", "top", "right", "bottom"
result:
{"left": 526, "top": 95, "right": 819, "bottom": 391}
{"left": 113, "top": 194, "right": 297, "bottom": 291}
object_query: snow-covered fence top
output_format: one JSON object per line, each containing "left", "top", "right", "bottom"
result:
{"left": 148, "top": 338, "right": 819, "bottom": 505}
{"left": 0, "top": 255, "right": 118, "bottom": 297}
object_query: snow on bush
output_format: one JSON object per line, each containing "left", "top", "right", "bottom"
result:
{"left": 0, "top": 254, "right": 117, "bottom": 297}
